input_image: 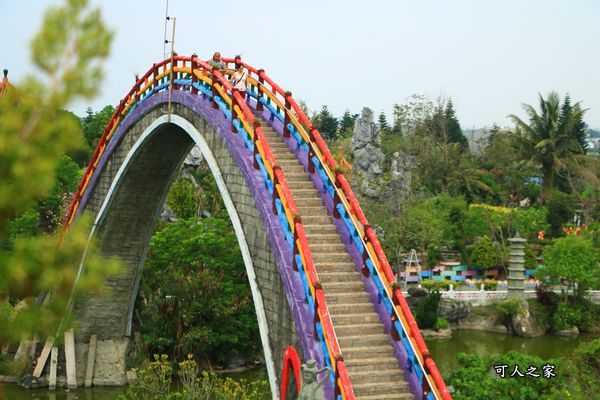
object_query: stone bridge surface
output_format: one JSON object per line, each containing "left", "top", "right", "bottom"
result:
{"left": 71, "top": 92, "right": 301, "bottom": 393}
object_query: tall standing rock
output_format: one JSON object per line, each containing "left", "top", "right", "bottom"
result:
{"left": 351, "top": 107, "right": 385, "bottom": 197}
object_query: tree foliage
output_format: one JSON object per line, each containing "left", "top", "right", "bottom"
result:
{"left": 314, "top": 105, "right": 338, "bottom": 140}
{"left": 139, "top": 218, "right": 260, "bottom": 364}
{"left": 509, "top": 92, "right": 587, "bottom": 200}
{"left": 0, "top": 0, "right": 118, "bottom": 341}
{"left": 470, "top": 235, "right": 497, "bottom": 268}
{"left": 542, "top": 235, "right": 600, "bottom": 297}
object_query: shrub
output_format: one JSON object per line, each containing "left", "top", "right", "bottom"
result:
{"left": 552, "top": 302, "right": 580, "bottom": 330}
{"left": 542, "top": 235, "right": 600, "bottom": 298}
{"left": 470, "top": 235, "right": 497, "bottom": 269}
{"left": 546, "top": 191, "right": 575, "bottom": 237}
{"left": 483, "top": 280, "right": 498, "bottom": 291}
{"left": 493, "top": 299, "right": 523, "bottom": 318}
{"left": 415, "top": 290, "right": 442, "bottom": 329}
{"left": 524, "top": 243, "right": 537, "bottom": 270}
{"left": 119, "top": 354, "right": 270, "bottom": 400}
{"left": 421, "top": 279, "right": 451, "bottom": 291}
{"left": 434, "top": 317, "right": 449, "bottom": 331}
{"left": 575, "top": 339, "right": 600, "bottom": 371}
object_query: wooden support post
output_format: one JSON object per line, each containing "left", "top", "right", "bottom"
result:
{"left": 29, "top": 333, "right": 39, "bottom": 359}
{"left": 14, "top": 339, "right": 32, "bottom": 361}
{"left": 64, "top": 329, "right": 77, "bottom": 389}
{"left": 49, "top": 346, "right": 58, "bottom": 391}
{"left": 33, "top": 336, "right": 54, "bottom": 378}
{"left": 84, "top": 334, "right": 97, "bottom": 387}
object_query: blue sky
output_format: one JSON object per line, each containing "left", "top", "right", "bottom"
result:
{"left": 2, "top": 0, "right": 599, "bottom": 129}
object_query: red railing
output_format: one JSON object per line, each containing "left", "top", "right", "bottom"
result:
{"left": 281, "top": 346, "right": 301, "bottom": 400}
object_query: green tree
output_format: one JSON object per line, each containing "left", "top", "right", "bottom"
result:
{"left": 315, "top": 105, "right": 338, "bottom": 140}
{"left": 509, "top": 92, "right": 587, "bottom": 200}
{"left": 83, "top": 104, "right": 115, "bottom": 147}
{"left": 139, "top": 218, "right": 260, "bottom": 363}
{"left": 542, "top": 235, "right": 600, "bottom": 298}
{"left": 0, "top": 0, "right": 119, "bottom": 342}
{"left": 38, "top": 155, "right": 82, "bottom": 231}
{"left": 560, "top": 94, "right": 588, "bottom": 154}
{"left": 445, "top": 100, "right": 468, "bottom": 148}
{"left": 447, "top": 347, "right": 600, "bottom": 400}
{"left": 470, "top": 235, "right": 498, "bottom": 268}
{"left": 166, "top": 177, "right": 198, "bottom": 220}
{"left": 339, "top": 109, "right": 357, "bottom": 137}
{"left": 378, "top": 111, "right": 389, "bottom": 133}
{"left": 546, "top": 191, "right": 575, "bottom": 237}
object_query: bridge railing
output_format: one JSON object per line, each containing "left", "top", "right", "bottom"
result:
{"left": 64, "top": 55, "right": 355, "bottom": 400}
{"left": 224, "top": 57, "right": 451, "bottom": 400}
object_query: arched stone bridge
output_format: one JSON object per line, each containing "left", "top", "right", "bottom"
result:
{"left": 61, "top": 56, "right": 451, "bottom": 400}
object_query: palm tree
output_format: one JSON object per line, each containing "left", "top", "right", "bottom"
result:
{"left": 509, "top": 92, "right": 587, "bottom": 201}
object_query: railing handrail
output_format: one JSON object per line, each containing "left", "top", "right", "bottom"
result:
{"left": 64, "top": 55, "right": 355, "bottom": 400}
{"left": 224, "top": 59, "right": 451, "bottom": 399}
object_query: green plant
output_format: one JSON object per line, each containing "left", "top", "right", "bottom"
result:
{"left": 415, "top": 290, "right": 441, "bottom": 329}
{"left": 552, "top": 302, "right": 579, "bottom": 330}
{"left": 119, "top": 354, "right": 270, "bottom": 400}
{"left": 139, "top": 217, "right": 259, "bottom": 364}
{"left": 575, "top": 339, "right": 600, "bottom": 371}
{"left": 421, "top": 279, "right": 451, "bottom": 291}
{"left": 524, "top": 243, "right": 538, "bottom": 270}
{"left": 493, "top": 299, "right": 524, "bottom": 318}
{"left": 542, "top": 234, "right": 600, "bottom": 298}
{"left": 434, "top": 317, "right": 449, "bottom": 331}
{"left": 167, "top": 177, "right": 199, "bottom": 220}
{"left": 470, "top": 235, "right": 498, "bottom": 269}
{"left": 546, "top": 191, "right": 576, "bottom": 237}
{"left": 483, "top": 280, "right": 498, "bottom": 291}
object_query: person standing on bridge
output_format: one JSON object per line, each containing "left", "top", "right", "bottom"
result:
{"left": 208, "top": 51, "right": 225, "bottom": 72}
{"left": 230, "top": 64, "right": 248, "bottom": 99}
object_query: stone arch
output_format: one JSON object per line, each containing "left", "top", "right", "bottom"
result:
{"left": 72, "top": 94, "right": 307, "bottom": 397}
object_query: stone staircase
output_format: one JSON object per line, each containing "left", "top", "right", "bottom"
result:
{"left": 258, "top": 118, "right": 414, "bottom": 400}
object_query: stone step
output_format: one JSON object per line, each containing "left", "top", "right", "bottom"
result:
{"left": 310, "top": 242, "right": 347, "bottom": 252}
{"left": 303, "top": 232, "right": 341, "bottom": 242}
{"left": 331, "top": 312, "right": 381, "bottom": 325}
{"left": 328, "top": 302, "right": 375, "bottom": 314}
{"left": 302, "top": 224, "right": 337, "bottom": 234}
{"left": 349, "top": 369, "right": 406, "bottom": 385}
{"left": 295, "top": 198, "right": 325, "bottom": 208}
{"left": 344, "top": 356, "right": 399, "bottom": 369}
{"left": 289, "top": 188, "right": 319, "bottom": 198}
{"left": 343, "top": 345, "right": 396, "bottom": 360}
{"left": 327, "top": 291, "right": 371, "bottom": 304}
{"left": 322, "top": 280, "right": 364, "bottom": 292}
{"left": 297, "top": 207, "right": 329, "bottom": 219}
{"left": 318, "top": 271, "right": 361, "bottom": 282}
{"left": 284, "top": 171, "right": 312, "bottom": 181}
{"left": 321, "top": 280, "right": 364, "bottom": 293}
{"left": 312, "top": 251, "right": 351, "bottom": 263}
{"left": 335, "top": 322, "right": 383, "bottom": 336}
{"left": 352, "top": 381, "right": 411, "bottom": 398}
{"left": 337, "top": 333, "right": 390, "bottom": 348}
{"left": 269, "top": 145, "right": 291, "bottom": 152}
{"left": 286, "top": 180, "right": 315, "bottom": 190}
{"left": 315, "top": 261, "right": 356, "bottom": 273}
{"left": 302, "top": 215, "right": 334, "bottom": 227}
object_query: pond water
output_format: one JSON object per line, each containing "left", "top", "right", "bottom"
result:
{"left": 3, "top": 331, "right": 598, "bottom": 399}
{"left": 425, "top": 329, "right": 600, "bottom": 374}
